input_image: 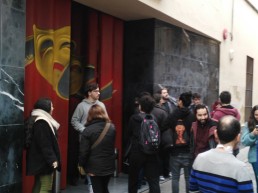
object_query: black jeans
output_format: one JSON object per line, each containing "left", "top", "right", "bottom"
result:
{"left": 158, "top": 148, "right": 170, "bottom": 177}
{"left": 90, "top": 175, "right": 112, "bottom": 193}
{"left": 128, "top": 151, "right": 160, "bottom": 193}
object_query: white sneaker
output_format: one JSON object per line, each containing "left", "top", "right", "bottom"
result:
{"left": 159, "top": 176, "right": 165, "bottom": 181}
{"left": 88, "top": 185, "right": 94, "bottom": 193}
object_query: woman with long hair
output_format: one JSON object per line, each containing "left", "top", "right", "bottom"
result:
{"left": 79, "top": 104, "right": 116, "bottom": 193}
{"left": 26, "top": 98, "right": 61, "bottom": 193}
{"left": 241, "top": 105, "right": 258, "bottom": 192}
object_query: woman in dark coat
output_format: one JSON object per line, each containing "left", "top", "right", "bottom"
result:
{"left": 26, "top": 98, "right": 61, "bottom": 193}
{"left": 79, "top": 104, "right": 116, "bottom": 193}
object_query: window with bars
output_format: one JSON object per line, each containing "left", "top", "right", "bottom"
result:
{"left": 245, "top": 56, "right": 254, "bottom": 122}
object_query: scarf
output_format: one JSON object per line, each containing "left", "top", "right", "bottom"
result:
{"left": 31, "top": 109, "right": 60, "bottom": 136}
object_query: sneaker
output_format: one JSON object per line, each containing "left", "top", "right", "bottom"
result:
{"left": 159, "top": 176, "right": 165, "bottom": 181}
{"left": 88, "top": 185, "right": 94, "bottom": 193}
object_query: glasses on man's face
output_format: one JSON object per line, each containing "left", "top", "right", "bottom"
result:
{"left": 92, "top": 90, "right": 100, "bottom": 93}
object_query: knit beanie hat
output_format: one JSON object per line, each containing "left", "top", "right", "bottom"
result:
{"left": 34, "top": 98, "right": 52, "bottom": 113}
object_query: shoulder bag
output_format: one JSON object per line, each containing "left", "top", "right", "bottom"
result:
{"left": 78, "top": 122, "right": 111, "bottom": 176}
{"left": 91, "top": 122, "right": 111, "bottom": 149}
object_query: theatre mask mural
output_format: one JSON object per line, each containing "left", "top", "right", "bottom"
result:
{"left": 26, "top": 25, "right": 71, "bottom": 99}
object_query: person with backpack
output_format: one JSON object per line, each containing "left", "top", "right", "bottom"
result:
{"left": 152, "top": 93, "right": 170, "bottom": 181}
{"left": 164, "top": 91, "right": 195, "bottom": 193}
{"left": 25, "top": 98, "right": 61, "bottom": 193}
{"left": 127, "top": 95, "right": 161, "bottom": 193}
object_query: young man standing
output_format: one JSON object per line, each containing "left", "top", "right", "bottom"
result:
{"left": 190, "top": 116, "right": 254, "bottom": 193}
{"left": 212, "top": 91, "right": 241, "bottom": 156}
{"left": 159, "top": 87, "right": 177, "bottom": 114}
{"left": 212, "top": 91, "right": 240, "bottom": 121}
{"left": 164, "top": 91, "right": 195, "bottom": 193}
{"left": 189, "top": 93, "right": 202, "bottom": 113}
{"left": 191, "top": 104, "right": 217, "bottom": 159}
{"left": 71, "top": 82, "right": 107, "bottom": 192}
{"left": 152, "top": 93, "right": 170, "bottom": 181}
{"left": 71, "top": 82, "right": 107, "bottom": 133}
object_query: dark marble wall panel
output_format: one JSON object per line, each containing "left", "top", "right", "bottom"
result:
{"left": 153, "top": 20, "right": 219, "bottom": 108}
{"left": 123, "top": 19, "right": 219, "bottom": 142}
{"left": 1, "top": 3, "right": 26, "bottom": 67}
{"left": 123, "top": 19, "right": 155, "bottom": 126}
{"left": 0, "top": 182, "right": 22, "bottom": 193}
{"left": 2, "top": 0, "right": 26, "bottom": 10}
{"left": 0, "top": 125, "right": 23, "bottom": 185}
{"left": 0, "top": 0, "right": 25, "bottom": 192}
{"left": 0, "top": 66, "right": 24, "bottom": 125}
{"left": 0, "top": 1, "right": 2, "bottom": 61}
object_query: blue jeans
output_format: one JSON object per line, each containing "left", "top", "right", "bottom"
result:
{"left": 170, "top": 153, "right": 192, "bottom": 193}
{"left": 251, "top": 162, "right": 258, "bottom": 193}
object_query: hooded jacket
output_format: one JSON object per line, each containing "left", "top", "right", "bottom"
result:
{"left": 164, "top": 107, "right": 195, "bottom": 155}
{"left": 191, "top": 119, "right": 217, "bottom": 159}
{"left": 212, "top": 105, "right": 240, "bottom": 121}
{"left": 71, "top": 98, "right": 107, "bottom": 133}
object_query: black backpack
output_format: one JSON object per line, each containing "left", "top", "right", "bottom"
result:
{"left": 139, "top": 113, "right": 160, "bottom": 154}
{"left": 24, "top": 116, "right": 37, "bottom": 149}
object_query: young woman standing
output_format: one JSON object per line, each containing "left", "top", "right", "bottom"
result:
{"left": 26, "top": 98, "right": 61, "bottom": 193}
{"left": 241, "top": 105, "right": 258, "bottom": 193}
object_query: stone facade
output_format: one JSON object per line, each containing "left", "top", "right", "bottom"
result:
{"left": 0, "top": 0, "right": 25, "bottom": 192}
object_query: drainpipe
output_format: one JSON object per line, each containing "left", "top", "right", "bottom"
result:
{"left": 230, "top": 0, "right": 234, "bottom": 41}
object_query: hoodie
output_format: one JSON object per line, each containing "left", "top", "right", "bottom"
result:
{"left": 212, "top": 105, "right": 240, "bottom": 121}
{"left": 164, "top": 107, "right": 195, "bottom": 155}
{"left": 71, "top": 98, "right": 107, "bottom": 132}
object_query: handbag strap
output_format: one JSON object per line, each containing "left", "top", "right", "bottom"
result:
{"left": 91, "top": 122, "right": 111, "bottom": 150}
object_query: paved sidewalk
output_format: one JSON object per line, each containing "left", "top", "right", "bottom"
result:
{"left": 62, "top": 173, "right": 172, "bottom": 193}
{"left": 62, "top": 147, "right": 256, "bottom": 193}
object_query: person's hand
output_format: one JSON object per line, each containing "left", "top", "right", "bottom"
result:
{"left": 52, "top": 161, "right": 58, "bottom": 169}
{"left": 252, "top": 128, "right": 258, "bottom": 136}
{"left": 78, "top": 165, "right": 86, "bottom": 176}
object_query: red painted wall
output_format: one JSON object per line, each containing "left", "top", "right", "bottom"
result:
{"left": 23, "top": 2, "right": 123, "bottom": 192}
{"left": 23, "top": 0, "right": 71, "bottom": 192}
{"left": 70, "top": 4, "right": 124, "bottom": 171}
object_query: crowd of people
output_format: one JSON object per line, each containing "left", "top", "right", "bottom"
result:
{"left": 125, "top": 88, "right": 255, "bottom": 193}
{"left": 24, "top": 82, "right": 258, "bottom": 193}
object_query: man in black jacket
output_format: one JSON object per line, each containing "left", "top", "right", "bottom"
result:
{"left": 164, "top": 92, "right": 195, "bottom": 193}
{"left": 159, "top": 87, "right": 177, "bottom": 115}
{"left": 152, "top": 93, "right": 170, "bottom": 181}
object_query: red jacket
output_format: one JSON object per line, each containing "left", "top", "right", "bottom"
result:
{"left": 212, "top": 105, "right": 240, "bottom": 121}
{"left": 191, "top": 119, "right": 217, "bottom": 159}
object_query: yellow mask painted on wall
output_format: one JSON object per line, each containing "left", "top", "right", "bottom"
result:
{"left": 33, "top": 25, "right": 71, "bottom": 99}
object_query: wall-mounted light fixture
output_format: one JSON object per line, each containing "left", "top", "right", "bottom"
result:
{"left": 229, "top": 49, "right": 234, "bottom": 61}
